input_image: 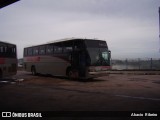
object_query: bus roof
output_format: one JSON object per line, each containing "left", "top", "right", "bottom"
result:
{"left": 47, "top": 37, "right": 84, "bottom": 44}
{"left": 0, "top": 41, "right": 16, "bottom": 46}
{"left": 25, "top": 38, "right": 106, "bottom": 48}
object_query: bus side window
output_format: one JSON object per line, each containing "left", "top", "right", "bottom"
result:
{"left": 63, "top": 41, "right": 73, "bottom": 53}
{"left": 11, "top": 47, "right": 16, "bottom": 57}
{"left": 33, "top": 47, "right": 39, "bottom": 55}
{"left": 5, "top": 46, "right": 7, "bottom": 53}
{"left": 24, "top": 48, "right": 28, "bottom": 56}
{"left": 8, "top": 47, "right": 12, "bottom": 57}
{"left": 0, "top": 46, "right": 3, "bottom": 53}
{"left": 39, "top": 46, "right": 46, "bottom": 55}
{"left": 14, "top": 47, "right": 16, "bottom": 53}
{"left": 12, "top": 47, "right": 15, "bottom": 53}
{"left": 28, "top": 48, "right": 33, "bottom": 56}
{"left": 46, "top": 45, "right": 53, "bottom": 54}
{"left": 0, "top": 46, "right": 4, "bottom": 57}
{"left": 54, "top": 43, "right": 62, "bottom": 54}
{"left": 73, "top": 40, "right": 84, "bottom": 51}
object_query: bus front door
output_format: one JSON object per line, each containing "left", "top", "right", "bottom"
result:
{"left": 72, "top": 51, "right": 86, "bottom": 78}
{"left": 78, "top": 51, "right": 86, "bottom": 78}
{"left": 71, "top": 51, "right": 86, "bottom": 78}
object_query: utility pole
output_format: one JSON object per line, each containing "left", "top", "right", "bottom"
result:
{"left": 150, "top": 58, "right": 153, "bottom": 70}
{"left": 159, "top": 7, "right": 160, "bottom": 52}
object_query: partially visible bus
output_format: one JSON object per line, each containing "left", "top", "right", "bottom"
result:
{"left": 0, "top": 41, "right": 17, "bottom": 78}
{"left": 23, "top": 38, "right": 111, "bottom": 79}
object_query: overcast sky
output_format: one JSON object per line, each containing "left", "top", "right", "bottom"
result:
{"left": 0, "top": 0, "right": 160, "bottom": 59}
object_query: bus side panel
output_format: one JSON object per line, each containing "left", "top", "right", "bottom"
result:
{"left": 0, "top": 58, "right": 17, "bottom": 77}
{"left": 24, "top": 56, "right": 70, "bottom": 76}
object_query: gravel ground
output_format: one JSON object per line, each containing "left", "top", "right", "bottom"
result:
{"left": 0, "top": 70, "right": 160, "bottom": 119}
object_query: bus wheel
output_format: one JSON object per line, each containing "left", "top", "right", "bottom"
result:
{"left": 31, "top": 66, "right": 36, "bottom": 76}
{"left": 68, "top": 69, "right": 79, "bottom": 80}
{"left": 68, "top": 70, "right": 73, "bottom": 79}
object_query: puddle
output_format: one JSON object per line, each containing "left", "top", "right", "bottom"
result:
{"left": 14, "top": 79, "right": 24, "bottom": 82}
{"left": 10, "top": 82, "right": 16, "bottom": 84}
{"left": 0, "top": 81, "right": 9, "bottom": 83}
{"left": 0, "top": 78, "right": 24, "bottom": 85}
{"left": 129, "top": 78, "right": 148, "bottom": 82}
{"left": 152, "top": 80, "right": 160, "bottom": 84}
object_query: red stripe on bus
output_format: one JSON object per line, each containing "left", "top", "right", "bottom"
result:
{"left": 26, "top": 57, "right": 40, "bottom": 62}
{"left": 101, "top": 66, "right": 112, "bottom": 69}
{"left": 24, "top": 56, "right": 71, "bottom": 63}
{"left": 0, "top": 58, "right": 5, "bottom": 64}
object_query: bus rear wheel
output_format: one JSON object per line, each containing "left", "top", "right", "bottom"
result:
{"left": 31, "top": 66, "right": 36, "bottom": 76}
{"left": 68, "top": 69, "right": 79, "bottom": 80}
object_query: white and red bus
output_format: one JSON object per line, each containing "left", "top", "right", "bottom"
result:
{"left": 0, "top": 41, "right": 17, "bottom": 78}
{"left": 23, "top": 38, "right": 111, "bottom": 79}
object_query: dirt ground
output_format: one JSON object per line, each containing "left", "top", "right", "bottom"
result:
{"left": 0, "top": 70, "right": 160, "bottom": 111}
{"left": 0, "top": 71, "right": 160, "bottom": 119}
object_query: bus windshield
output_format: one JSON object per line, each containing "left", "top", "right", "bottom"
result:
{"left": 85, "top": 40, "right": 110, "bottom": 66}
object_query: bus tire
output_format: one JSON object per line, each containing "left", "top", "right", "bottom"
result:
{"left": 68, "top": 70, "right": 73, "bottom": 80}
{"left": 67, "top": 68, "right": 79, "bottom": 80}
{"left": 66, "top": 67, "right": 71, "bottom": 78}
{"left": 31, "top": 66, "right": 36, "bottom": 76}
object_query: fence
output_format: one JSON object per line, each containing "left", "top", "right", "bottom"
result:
{"left": 111, "top": 58, "right": 160, "bottom": 70}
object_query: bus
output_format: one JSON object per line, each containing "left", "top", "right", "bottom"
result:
{"left": 23, "top": 38, "right": 111, "bottom": 79}
{"left": 0, "top": 41, "right": 17, "bottom": 78}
